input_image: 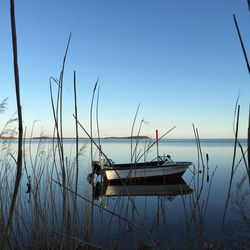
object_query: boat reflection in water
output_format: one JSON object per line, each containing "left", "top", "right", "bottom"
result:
{"left": 93, "top": 178, "right": 193, "bottom": 200}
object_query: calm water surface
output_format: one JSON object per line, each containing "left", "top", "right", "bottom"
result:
{"left": 2, "top": 139, "right": 249, "bottom": 249}
{"left": 89, "top": 139, "right": 249, "bottom": 249}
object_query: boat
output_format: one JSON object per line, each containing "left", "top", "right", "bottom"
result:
{"left": 92, "top": 155, "right": 192, "bottom": 183}
{"left": 93, "top": 178, "right": 193, "bottom": 199}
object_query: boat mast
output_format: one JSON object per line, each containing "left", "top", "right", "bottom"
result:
{"left": 156, "top": 129, "right": 159, "bottom": 164}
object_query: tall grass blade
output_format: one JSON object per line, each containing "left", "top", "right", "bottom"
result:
{"left": 96, "top": 85, "right": 101, "bottom": 161}
{"left": 130, "top": 104, "right": 140, "bottom": 163}
{"left": 248, "top": 105, "right": 250, "bottom": 183}
{"left": 90, "top": 78, "right": 99, "bottom": 180}
{"left": 221, "top": 105, "right": 240, "bottom": 230}
{"left": 233, "top": 14, "right": 250, "bottom": 75}
{"left": 73, "top": 71, "right": 79, "bottom": 197}
{"left": 1, "top": 0, "right": 23, "bottom": 248}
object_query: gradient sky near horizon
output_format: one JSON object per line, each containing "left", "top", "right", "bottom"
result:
{"left": 0, "top": 0, "right": 250, "bottom": 139}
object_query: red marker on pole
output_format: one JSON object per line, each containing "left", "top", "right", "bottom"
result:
{"left": 156, "top": 129, "right": 159, "bottom": 145}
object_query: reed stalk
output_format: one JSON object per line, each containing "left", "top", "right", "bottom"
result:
{"left": 1, "top": 0, "right": 23, "bottom": 248}
{"left": 131, "top": 118, "right": 145, "bottom": 163}
{"left": 248, "top": 106, "right": 250, "bottom": 181}
{"left": 188, "top": 125, "right": 211, "bottom": 236}
{"left": 192, "top": 124, "right": 200, "bottom": 196}
{"left": 49, "top": 34, "right": 71, "bottom": 249}
{"left": 96, "top": 85, "right": 102, "bottom": 161}
{"left": 221, "top": 105, "right": 240, "bottom": 231}
{"left": 202, "top": 165, "right": 218, "bottom": 220}
{"left": 59, "top": 36, "right": 71, "bottom": 247}
{"left": 233, "top": 14, "right": 250, "bottom": 74}
{"left": 233, "top": 14, "right": 250, "bottom": 182}
{"left": 196, "top": 128, "right": 205, "bottom": 201}
{"left": 235, "top": 173, "right": 250, "bottom": 226}
{"left": 130, "top": 104, "right": 140, "bottom": 163}
{"left": 73, "top": 71, "right": 79, "bottom": 199}
{"left": 90, "top": 78, "right": 99, "bottom": 180}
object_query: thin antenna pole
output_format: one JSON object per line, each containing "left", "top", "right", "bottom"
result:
{"left": 156, "top": 129, "right": 159, "bottom": 164}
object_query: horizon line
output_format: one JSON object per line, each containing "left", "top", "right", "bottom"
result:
{"left": 0, "top": 136, "right": 248, "bottom": 141}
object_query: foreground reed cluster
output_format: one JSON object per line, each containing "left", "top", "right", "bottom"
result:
{"left": 0, "top": 0, "right": 250, "bottom": 249}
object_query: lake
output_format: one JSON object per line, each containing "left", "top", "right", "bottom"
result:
{"left": 0, "top": 138, "right": 249, "bottom": 249}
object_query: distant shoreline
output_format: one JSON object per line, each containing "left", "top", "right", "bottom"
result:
{"left": 0, "top": 136, "right": 247, "bottom": 141}
{"left": 0, "top": 136, "right": 150, "bottom": 140}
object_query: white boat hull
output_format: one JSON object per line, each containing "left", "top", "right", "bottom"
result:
{"left": 104, "top": 162, "right": 191, "bottom": 182}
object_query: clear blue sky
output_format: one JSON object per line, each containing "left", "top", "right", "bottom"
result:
{"left": 0, "top": 0, "right": 250, "bottom": 138}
